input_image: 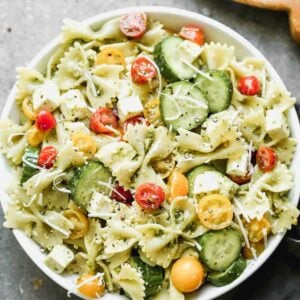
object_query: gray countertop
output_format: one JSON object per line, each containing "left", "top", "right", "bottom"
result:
{"left": 0, "top": 0, "right": 299, "bottom": 299}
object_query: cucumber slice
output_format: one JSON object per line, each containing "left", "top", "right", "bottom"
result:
{"left": 187, "top": 164, "right": 237, "bottom": 198}
{"left": 160, "top": 81, "right": 208, "bottom": 131}
{"left": 195, "top": 70, "right": 232, "bottom": 113}
{"left": 208, "top": 256, "right": 247, "bottom": 286}
{"left": 186, "top": 165, "right": 216, "bottom": 197}
{"left": 20, "top": 146, "right": 40, "bottom": 184}
{"left": 70, "top": 161, "right": 112, "bottom": 209}
{"left": 130, "top": 256, "right": 164, "bottom": 297}
{"left": 198, "top": 229, "right": 242, "bottom": 271}
{"left": 154, "top": 36, "right": 196, "bottom": 82}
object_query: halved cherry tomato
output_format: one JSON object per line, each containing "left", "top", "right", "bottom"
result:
{"left": 135, "top": 183, "right": 165, "bottom": 210}
{"left": 119, "top": 12, "right": 147, "bottom": 38}
{"left": 167, "top": 171, "right": 189, "bottom": 203}
{"left": 243, "top": 240, "right": 265, "bottom": 259}
{"left": 131, "top": 56, "right": 156, "bottom": 84}
{"left": 198, "top": 194, "right": 233, "bottom": 230}
{"left": 228, "top": 170, "right": 252, "bottom": 185}
{"left": 38, "top": 146, "right": 58, "bottom": 169}
{"left": 179, "top": 24, "right": 205, "bottom": 45}
{"left": 123, "top": 116, "right": 147, "bottom": 131}
{"left": 35, "top": 110, "right": 56, "bottom": 132}
{"left": 63, "top": 209, "right": 89, "bottom": 240}
{"left": 90, "top": 107, "right": 118, "bottom": 134}
{"left": 245, "top": 217, "right": 271, "bottom": 243}
{"left": 256, "top": 146, "right": 277, "bottom": 172}
{"left": 96, "top": 48, "right": 125, "bottom": 66}
{"left": 237, "top": 75, "right": 261, "bottom": 96}
{"left": 111, "top": 182, "right": 134, "bottom": 205}
{"left": 77, "top": 273, "right": 105, "bottom": 298}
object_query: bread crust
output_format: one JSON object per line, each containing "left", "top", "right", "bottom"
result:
{"left": 234, "top": 0, "right": 300, "bottom": 43}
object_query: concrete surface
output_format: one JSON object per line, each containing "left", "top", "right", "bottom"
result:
{"left": 0, "top": 0, "right": 300, "bottom": 299}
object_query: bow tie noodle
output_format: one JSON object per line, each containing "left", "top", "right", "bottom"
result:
{"left": 0, "top": 11, "right": 298, "bottom": 300}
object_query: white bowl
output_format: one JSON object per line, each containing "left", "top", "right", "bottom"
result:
{"left": 1, "top": 6, "right": 300, "bottom": 300}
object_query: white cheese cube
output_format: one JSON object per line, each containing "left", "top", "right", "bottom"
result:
{"left": 117, "top": 95, "right": 144, "bottom": 122}
{"left": 265, "top": 109, "right": 290, "bottom": 141}
{"left": 226, "top": 152, "right": 249, "bottom": 177}
{"left": 32, "top": 80, "right": 60, "bottom": 112}
{"left": 193, "top": 172, "right": 220, "bottom": 195}
{"left": 117, "top": 79, "right": 132, "bottom": 99}
{"left": 178, "top": 40, "right": 202, "bottom": 64}
{"left": 60, "top": 89, "right": 88, "bottom": 121}
{"left": 44, "top": 245, "right": 74, "bottom": 274}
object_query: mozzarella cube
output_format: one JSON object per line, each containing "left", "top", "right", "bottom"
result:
{"left": 226, "top": 152, "right": 249, "bottom": 177}
{"left": 117, "top": 79, "right": 132, "bottom": 99}
{"left": 117, "top": 96, "right": 144, "bottom": 122}
{"left": 60, "top": 89, "right": 88, "bottom": 121}
{"left": 44, "top": 245, "right": 74, "bottom": 274}
{"left": 193, "top": 172, "right": 220, "bottom": 195}
{"left": 265, "top": 109, "right": 290, "bottom": 140}
{"left": 32, "top": 80, "right": 60, "bottom": 112}
{"left": 178, "top": 40, "right": 202, "bottom": 64}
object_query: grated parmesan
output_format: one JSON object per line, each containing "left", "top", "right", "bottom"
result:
{"left": 180, "top": 58, "right": 213, "bottom": 81}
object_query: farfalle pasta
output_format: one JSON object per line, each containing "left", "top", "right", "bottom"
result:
{"left": 1, "top": 11, "right": 298, "bottom": 300}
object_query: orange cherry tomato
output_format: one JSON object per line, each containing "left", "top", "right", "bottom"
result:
{"left": 245, "top": 217, "right": 271, "bottom": 243}
{"left": 77, "top": 273, "right": 105, "bottom": 298}
{"left": 35, "top": 110, "right": 56, "bottom": 132}
{"left": 38, "top": 146, "right": 58, "bottom": 169}
{"left": 198, "top": 194, "right": 233, "bottom": 230}
{"left": 96, "top": 48, "right": 125, "bottom": 66}
{"left": 171, "top": 256, "right": 205, "bottom": 293}
{"left": 256, "top": 146, "right": 277, "bottom": 172}
{"left": 242, "top": 240, "right": 265, "bottom": 259}
{"left": 135, "top": 183, "right": 165, "bottom": 211}
{"left": 179, "top": 24, "right": 205, "bottom": 45}
{"left": 131, "top": 56, "right": 156, "bottom": 84}
{"left": 167, "top": 171, "right": 189, "bottom": 203}
{"left": 237, "top": 75, "right": 261, "bottom": 96}
{"left": 90, "top": 107, "right": 118, "bottom": 134}
{"left": 119, "top": 12, "right": 147, "bottom": 38}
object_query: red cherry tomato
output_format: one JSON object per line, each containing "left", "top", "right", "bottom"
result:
{"left": 38, "top": 146, "right": 58, "bottom": 169}
{"left": 123, "top": 116, "right": 147, "bottom": 130}
{"left": 35, "top": 110, "right": 56, "bottom": 132}
{"left": 131, "top": 56, "right": 156, "bottom": 84}
{"left": 119, "top": 12, "right": 147, "bottom": 38}
{"left": 228, "top": 172, "right": 252, "bottom": 185}
{"left": 90, "top": 107, "right": 118, "bottom": 134}
{"left": 135, "top": 183, "right": 165, "bottom": 211}
{"left": 111, "top": 182, "right": 133, "bottom": 205}
{"left": 256, "top": 146, "right": 277, "bottom": 172}
{"left": 237, "top": 75, "right": 261, "bottom": 96}
{"left": 179, "top": 24, "right": 205, "bottom": 45}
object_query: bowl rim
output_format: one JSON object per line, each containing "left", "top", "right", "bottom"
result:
{"left": 1, "top": 5, "right": 300, "bottom": 300}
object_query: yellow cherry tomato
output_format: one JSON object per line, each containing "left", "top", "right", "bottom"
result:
{"left": 242, "top": 240, "right": 265, "bottom": 259}
{"left": 143, "top": 98, "right": 160, "bottom": 124}
{"left": 63, "top": 209, "right": 89, "bottom": 240}
{"left": 167, "top": 170, "right": 189, "bottom": 203}
{"left": 96, "top": 48, "right": 125, "bottom": 66}
{"left": 21, "top": 97, "right": 36, "bottom": 121}
{"left": 197, "top": 194, "right": 233, "bottom": 230}
{"left": 171, "top": 256, "right": 205, "bottom": 293}
{"left": 72, "top": 133, "right": 97, "bottom": 158}
{"left": 27, "top": 125, "right": 45, "bottom": 146}
{"left": 77, "top": 273, "right": 105, "bottom": 298}
{"left": 245, "top": 217, "right": 271, "bottom": 243}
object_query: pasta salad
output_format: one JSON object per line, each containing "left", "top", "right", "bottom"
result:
{"left": 0, "top": 11, "right": 299, "bottom": 300}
